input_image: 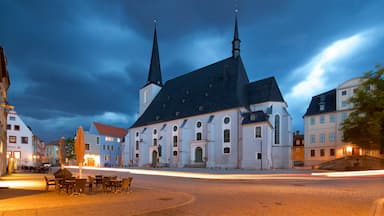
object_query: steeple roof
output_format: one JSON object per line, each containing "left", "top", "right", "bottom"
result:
{"left": 232, "top": 15, "right": 241, "bottom": 58}
{"left": 145, "top": 25, "right": 162, "bottom": 87}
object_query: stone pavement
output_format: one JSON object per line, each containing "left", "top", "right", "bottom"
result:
{"left": 0, "top": 173, "right": 193, "bottom": 216}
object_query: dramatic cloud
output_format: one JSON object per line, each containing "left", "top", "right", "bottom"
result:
{"left": 1, "top": 0, "right": 383, "bottom": 141}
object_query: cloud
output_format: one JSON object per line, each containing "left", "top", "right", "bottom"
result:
{"left": 20, "top": 111, "right": 134, "bottom": 141}
{"left": 285, "top": 27, "right": 383, "bottom": 131}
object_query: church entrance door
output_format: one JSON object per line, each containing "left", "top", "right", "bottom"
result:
{"left": 152, "top": 150, "right": 158, "bottom": 167}
{"left": 195, "top": 147, "right": 203, "bottom": 162}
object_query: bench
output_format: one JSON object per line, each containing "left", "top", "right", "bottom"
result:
{"left": 44, "top": 176, "right": 56, "bottom": 192}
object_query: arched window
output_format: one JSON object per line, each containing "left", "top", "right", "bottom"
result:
{"left": 274, "top": 115, "right": 280, "bottom": 144}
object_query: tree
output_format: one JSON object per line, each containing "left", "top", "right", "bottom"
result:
{"left": 65, "top": 137, "right": 76, "bottom": 160}
{"left": 341, "top": 65, "right": 384, "bottom": 153}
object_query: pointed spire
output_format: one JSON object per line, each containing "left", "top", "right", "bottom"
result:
{"left": 147, "top": 19, "right": 162, "bottom": 86}
{"left": 232, "top": 10, "right": 241, "bottom": 58}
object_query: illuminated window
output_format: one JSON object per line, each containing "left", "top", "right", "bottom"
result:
{"left": 105, "top": 137, "right": 114, "bottom": 142}
{"left": 9, "top": 136, "right": 16, "bottom": 143}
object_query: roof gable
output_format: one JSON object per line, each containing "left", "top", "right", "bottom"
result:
{"left": 93, "top": 122, "right": 127, "bottom": 138}
{"left": 247, "top": 77, "right": 285, "bottom": 104}
{"left": 304, "top": 89, "right": 336, "bottom": 116}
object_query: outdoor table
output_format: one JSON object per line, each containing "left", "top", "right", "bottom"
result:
{"left": 109, "top": 179, "right": 122, "bottom": 192}
{"left": 65, "top": 179, "right": 76, "bottom": 194}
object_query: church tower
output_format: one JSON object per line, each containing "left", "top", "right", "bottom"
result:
{"left": 232, "top": 14, "right": 241, "bottom": 58}
{"left": 139, "top": 22, "right": 163, "bottom": 117}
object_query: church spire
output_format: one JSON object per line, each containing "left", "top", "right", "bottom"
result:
{"left": 147, "top": 20, "right": 162, "bottom": 86}
{"left": 232, "top": 11, "right": 241, "bottom": 58}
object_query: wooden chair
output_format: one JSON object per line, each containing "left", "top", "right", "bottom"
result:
{"left": 73, "top": 178, "right": 87, "bottom": 194}
{"left": 95, "top": 175, "right": 103, "bottom": 191}
{"left": 102, "top": 176, "right": 112, "bottom": 193}
{"left": 44, "top": 176, "right": 56, "bottom": 192}
{"left": 87, "top": 176, "right": 95, "bottom": 192}
{"left": 120, "top": 177, "right": 133, "bottom": 193}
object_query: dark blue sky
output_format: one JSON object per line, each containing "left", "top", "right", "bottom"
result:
{"left": 1, "top": 0, "right": 383, "bottom": 142}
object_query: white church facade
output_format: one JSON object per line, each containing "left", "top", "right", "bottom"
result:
{"left": 124, "top": 18, "right": 292, "bottom": 169}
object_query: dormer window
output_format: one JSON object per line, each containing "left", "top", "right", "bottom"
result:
{"left": 319, "top": 104, "right": 325, "bottom": 111}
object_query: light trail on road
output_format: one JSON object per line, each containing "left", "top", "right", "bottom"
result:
{"left": 311, "top": 169, "right": 384, "bottom": 177}
{"left": 66, "top": 166, "right": 325, "bottom": 180}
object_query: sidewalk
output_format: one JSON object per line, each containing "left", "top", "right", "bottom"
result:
{"left": 0, "top": 173, "right": 193, "bottom": 216}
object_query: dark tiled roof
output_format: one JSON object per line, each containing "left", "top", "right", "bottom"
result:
{"left": 242, "top": 111, "right": 269, "bottom": 125}
{"left": 131, "top": 56, "right": 285, "bottom": 128}
{"left": 247, "top": 77, "right": 285, "bottom": 104}
{"left": 304, "top": 89, "right": 336, "bottom": 116}
{"left": 93, "top": 122, "right": 127, "bottom": 138}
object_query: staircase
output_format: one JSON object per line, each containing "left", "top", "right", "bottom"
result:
{"left": 317, "top": 155, "right": 384, "bottom": 171}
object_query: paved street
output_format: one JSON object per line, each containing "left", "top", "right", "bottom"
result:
{"left": 1, "top": 168, "right": 383, "bottom": 216}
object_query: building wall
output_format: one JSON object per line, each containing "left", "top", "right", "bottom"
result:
{"left": 6, "top": 111, "right": 34, "bottom": 167}
{"left": 84, "top": 132, "right": 101, "bottom": 167}
{"left": 0, "top": 46, "right": 10, "bottom": 176}
{"left": 292, "top": 131, "right": 304, "bottom": 164}
{"left": 126, "top": 101, "right": 292, "bottom": 169}
{"left": 304, "top": 77, "right": 381, "bottom": 167}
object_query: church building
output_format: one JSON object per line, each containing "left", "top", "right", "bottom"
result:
{"left": 124, "top": 17, "right": 292, "bottom": 169}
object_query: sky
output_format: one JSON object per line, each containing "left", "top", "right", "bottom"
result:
{"left": 1, "top": 0, "right": 383, "bottom": 143}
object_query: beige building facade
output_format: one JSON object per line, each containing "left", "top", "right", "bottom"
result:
{"left": 304, "top": 78, "right": 381, "bottom": 166}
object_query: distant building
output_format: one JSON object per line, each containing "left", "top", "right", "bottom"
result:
{"left": 292, "top": 130, "right": 304, "bottom": 166}
{"left": 124, "top": 18, "right": 292, "bottom": 169}
{"left": 6, "top": 110, "right": 34, "bottom": 168}
{"left": 84, "top": 122, "right": 127, "bottom": 167}
{"left": 0, "top": 46, "right": 11, "bottom": 175}
{"left": 45, "top": 140, "right": 60, "bottom": 166}
{"left": 32, "top": 135, "right": 45, "bottom": 166}
{"left": 303, "top": 78, "right": 382, "bottom": 166}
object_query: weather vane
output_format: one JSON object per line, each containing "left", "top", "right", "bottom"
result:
{"left": 234, "top": 0, "right": 239, "bottom": 14}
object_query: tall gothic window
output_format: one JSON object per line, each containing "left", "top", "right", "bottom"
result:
{"left": 274, "top": 115, "right": 280, "bottom": 144}
{"left": 224, "top": 129, "right": 230, "bottom": 143}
